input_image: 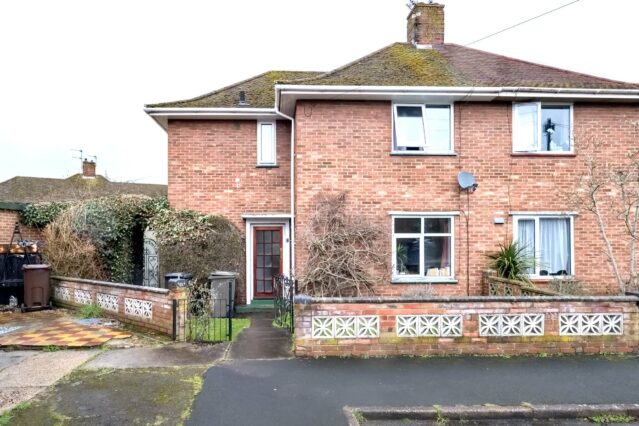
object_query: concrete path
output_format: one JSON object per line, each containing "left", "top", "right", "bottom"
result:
{"left": 0, "top": 349, "right": 97, "bottom": 413}
{"left": 229, "top": 311, "right": 292, "bottom": 360}
{"left": 84, "top": 342, "right": 229, "bottom": 369}
{"left": 187, "top": 355, "right": 639, "bottom": 426}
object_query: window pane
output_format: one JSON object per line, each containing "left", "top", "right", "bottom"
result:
{"left": 514, "top": 103, "right": 538, "bottom": 152}
{"left": 541, "top": 106, "right": 570, "bottom": 152}
{"left": 395, "top": 218, "right": 421, "bottom": 233}
{"left": 395, "top": 106, "right": 426, "bottom": 148}
{"left": 424, "top": 106, "right": 451, "bottom": 151}
{"left": 517, "top": 219, "right": 535, "bottom": 274}
{"left": 424, "top": 218, "right": 450, "bottom": 234}
{"left": 540, "top": 218, "right": 571, "bottom": 275}
{"left": 396, "top": 238, "right": 420, "bottom": 274}
{"left": 259, "top": 123, "right": 275, "bottom": 164}
{"left": 424, "top": 236, "right": 451, "bottom": 277}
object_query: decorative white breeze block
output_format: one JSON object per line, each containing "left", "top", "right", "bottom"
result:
{"left": 479, "top": 314, "right": 545, "bottom": 337}
{"left": 559, "top": 313, "right": 623, "bottom": 336}
{"left": 54, "top": 287, "right": 71, "bottom": 302}
{"left": 124, "top": 298, "right": 153, "bottom": 319}
{"left": 74, "top": 289, "right": 92, "bottom": 305}
{"left": 97, "top": 293, "right": 119, "bottom": 313}
{"left": 312, "top": 316, "right": 379, "bottom": 339}
{"left": 396, "top": 315, "right": 463, "bottom": 337}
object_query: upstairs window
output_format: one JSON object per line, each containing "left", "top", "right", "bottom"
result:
{"left": 393, "top": 104, "right": 452, "bottom": 153}
{"left": 257, "top": 121, "right": 276, "bottom": 166}
{"left": 513, "top": 103, "right": 572, "bottom": 153}
{"left": 392, "top": 216, "right": 454, "bottom": 281}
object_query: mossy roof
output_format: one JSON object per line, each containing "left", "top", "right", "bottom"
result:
{"left": 287, "top": 43, "right": 639, "bottom": 89}
{"left": 0, "top": 175, "right": 167, "bottom": 205}
{"left": 146, "top": 71, "right": 322, "bottom": 109}
{"left": 148, "top": 43, "right": 639, "bottom": 109}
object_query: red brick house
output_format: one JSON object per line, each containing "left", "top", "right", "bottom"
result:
{"left": 146, "top": 3, "right": 639, "bottom": 305}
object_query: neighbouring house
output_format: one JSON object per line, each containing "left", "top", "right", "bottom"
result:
{"left": 145, "top": 3, "right": 639, "bottom": 306}
{"left": 0, "top": 159, "right": 167, "bottom": 241}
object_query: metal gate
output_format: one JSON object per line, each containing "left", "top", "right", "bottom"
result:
{"left": 174, "top": 281, "right": 234, "bottom": 343}
{"left": 273, "top": 275, "right": 296, "bottom": 333}
{"left": 142, "top": 229, "right": 159, "bottom": 287}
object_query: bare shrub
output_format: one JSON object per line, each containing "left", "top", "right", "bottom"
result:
{"left": 550, "top": 277, "right": 584, "bottom": 295}
{"left": 41, "top": 211, "right": 107, "bottom": 280}
{"left": 299, "top": 192, "right": 389, "bottom": 297}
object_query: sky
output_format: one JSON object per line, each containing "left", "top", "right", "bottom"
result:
{"left": 0, "top": 0, "right": 637, "bottom": 184}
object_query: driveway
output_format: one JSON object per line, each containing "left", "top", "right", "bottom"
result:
{"left": 187, "top": 355, "right": 639, "bottom": 426}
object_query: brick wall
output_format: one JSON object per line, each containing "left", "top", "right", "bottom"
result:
{"left": 51, "top": 276, "right": 187, "bottom": 338}
{"left": 167, "top": 119, "right": 291, "bottom": 230}
{"left": 294, "top": 296, "right": 639, "bottom": 357}
{"left": 294, "top": 101, "right": 639, "bottom": 295}
{"left": 0, "top": 210, "right": 42, "bottom": 242}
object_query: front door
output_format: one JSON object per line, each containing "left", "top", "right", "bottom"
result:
{"left": 253, "top": 226, "right": 283, "bottom": 298}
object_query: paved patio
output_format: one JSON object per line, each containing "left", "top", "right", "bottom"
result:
{"left": 0, "top": 309, "right": 131, "bottom": 348}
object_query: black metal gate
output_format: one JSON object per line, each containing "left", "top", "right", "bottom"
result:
{"left": 173, "top": 281, "right": 234, "bottom": 343}
{"left": 273, "top": 275, "right": 296, "bottom": 333}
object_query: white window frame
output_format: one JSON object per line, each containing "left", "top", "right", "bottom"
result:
{"left": 257, "top": 121, "right": 277, "bottom": 166}
{"left": 392, "top": 103, "right": 455, "bottom": 155}
{"left": 512, "top": 102, "right": 574, "bottom": 154}
{"left": 391, "top": 214, "right": 455, "bottom": 283}
{"left": 512, "top": 214, "right": 575, "bottom": 278}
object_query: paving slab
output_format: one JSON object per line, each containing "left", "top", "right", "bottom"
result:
{"left": 0, "top": 350, "right": 97, "bottom": 413}
{"left": 83, "top": 343, "right": 229, "bottom": 369}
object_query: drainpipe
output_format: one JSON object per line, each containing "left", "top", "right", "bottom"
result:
{"left": 275, "top": 92, "right": 295, "bottom": 277}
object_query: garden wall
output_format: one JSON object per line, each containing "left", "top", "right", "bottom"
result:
{"left": 294, "top": 295, "right": 639, "bottom": 357}
{"left": 51, "top": 276, "right": 186, "bottom": 338}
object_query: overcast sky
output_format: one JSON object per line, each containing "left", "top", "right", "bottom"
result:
{"left": 1, "top": 0, "right": 637, "bottom": 184}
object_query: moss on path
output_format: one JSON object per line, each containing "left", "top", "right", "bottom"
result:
{"left": 7, "top": 366, "right": 205, "bottom": 425}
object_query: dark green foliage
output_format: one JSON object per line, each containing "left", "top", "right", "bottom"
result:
{"left": 486, "top": 241, "right": 535, "bottom": 284}
{"left": 42, "top": 196, "right": 168, "bottom": 283}
{"left": 149, "top": 209, "right": 244, "bottom": 286}
{"left": 66, "top": 196, "right": 168, "bottom": 282}
{"left": 21, "top": 202, "right": 70, "bottom": 228}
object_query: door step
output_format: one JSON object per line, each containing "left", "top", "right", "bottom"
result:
{"left": 236, "top": 300, "right": 274, "bottom": 313}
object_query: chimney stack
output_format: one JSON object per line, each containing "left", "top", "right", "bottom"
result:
{"left": 407, "top": 2, "right": 445, "bottom": 47}
{"left": 82, "top": 159, "right": 96, "bottom": 178}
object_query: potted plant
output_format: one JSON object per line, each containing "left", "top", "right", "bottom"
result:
{"left": 486, "top": 241, "right": 535, "bottom": 285}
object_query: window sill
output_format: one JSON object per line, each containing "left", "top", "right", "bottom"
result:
{"left": 529, "top": 275, "right": 574, "bottom": 282}
{"left": 511, "top": 152, "right": 575, "bottom": 158}
{"left": 392, "top": 277, "right": 458, "bottom": 284}
{"left": 256, "top": 164, "right": 279, "bottom": 168}
{"left": 390, "top": 152, "right": 457, "bottom": 157}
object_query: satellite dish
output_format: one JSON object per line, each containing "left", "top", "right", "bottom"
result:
{"left": 457, "top": 171, "right": 476, "bottom": 190}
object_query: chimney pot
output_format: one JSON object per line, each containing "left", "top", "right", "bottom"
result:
{"left": 407, "top": 2, "right": 445, "bottom": 47}
{"left": 82, "top": 159, "right": 96, "bottom": 178}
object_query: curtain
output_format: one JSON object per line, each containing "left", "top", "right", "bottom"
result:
{"left": 517, "top": 220, "right": 535, "bottom": 274}
{"left": 540, "top": 218, "right": 570, "bottom": 274}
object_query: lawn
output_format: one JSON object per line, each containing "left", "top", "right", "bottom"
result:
{"left": 187, "top": 317, "right": 250, "bottom": 342}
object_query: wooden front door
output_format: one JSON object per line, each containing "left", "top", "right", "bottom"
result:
{"left": 253, "top": 227, "right": 283, "bottom": 298}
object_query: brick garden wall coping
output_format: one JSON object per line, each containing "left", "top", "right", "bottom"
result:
{"left": 51, "top": 276, "right": 170, "bottom": 294}
{"left": 294, "top": 294, "right": 639, "bottom": 304}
